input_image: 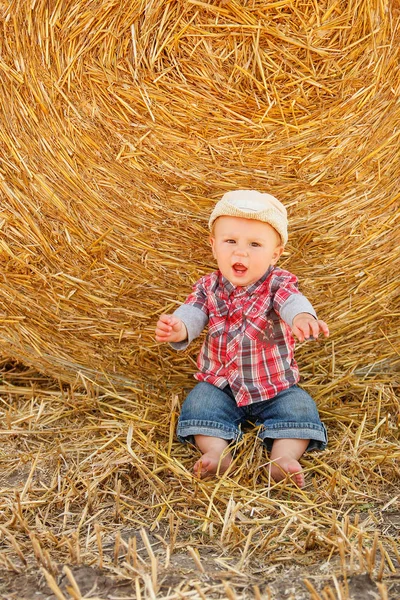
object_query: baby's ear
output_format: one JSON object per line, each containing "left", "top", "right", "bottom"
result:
{"left": 210, "top": 236, "right": 217, "bottom": 258}
{"left": 271, "top": 245, "right": 284, "bottom": 264}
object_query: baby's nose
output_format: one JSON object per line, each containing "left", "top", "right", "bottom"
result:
{"left": 234, "top": 245, "right": 248, "bottom": 256}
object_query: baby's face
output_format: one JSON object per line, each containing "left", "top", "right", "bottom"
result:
{"left": 210, "top": 216, "right": 284, "bottom": 287}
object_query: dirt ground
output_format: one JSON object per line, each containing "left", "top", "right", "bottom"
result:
{"left": 0, "top": 476, "right": 399, "bottom": 599}
{"left": 0, "top": 527, "right": 399, "bottom": 599}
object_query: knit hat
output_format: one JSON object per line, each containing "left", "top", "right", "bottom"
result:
{"left": 208, "top": 190, "right": 288, "bottom": 245}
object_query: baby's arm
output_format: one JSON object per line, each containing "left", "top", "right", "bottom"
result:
{"left": 292, "top": 312, "right": 329, "bottom": 343}
{"left": 272, "top": 271, "right": 329, "bottom": 343}
{"left": 155, "top": 314, "right": 188, "bottom": 343}
{"left": 156, "top": 275, "right": 210, "bottom": 348}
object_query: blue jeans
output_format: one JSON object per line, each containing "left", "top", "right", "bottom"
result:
{"left": 177, "top": 382, "right": 327, "bottom": 451}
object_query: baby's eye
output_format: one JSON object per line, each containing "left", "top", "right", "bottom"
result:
{"left": 251, "top": 242, "right": 261, "bottom": 247}
{"left": 225, "top": 239, "right": 236, "bottom": 244}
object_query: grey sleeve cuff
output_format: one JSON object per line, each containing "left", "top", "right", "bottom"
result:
{"left": 279, "top": 294, "right": 317, "bottom": 327}
{"left": 170, "top": 305, "right": 209, "bottom": 351}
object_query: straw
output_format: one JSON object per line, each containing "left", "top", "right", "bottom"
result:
{"left": 0, "top": 1, "right": 399, "bottom": 598}
{"left": 0, "top": 0, "right": 398, "bottom": 391}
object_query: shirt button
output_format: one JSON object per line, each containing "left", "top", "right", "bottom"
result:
{"left": 252, "top": 308, "right": 257, "bottom": 313}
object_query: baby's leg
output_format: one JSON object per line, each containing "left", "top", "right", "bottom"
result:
{"left": 269, "top": 438, "right": 309, "bottom": 488}
{"left": 253, "top": 385, "right": 327, "bottom": 488}
{"left": 177, "top": 382, "right": 243, "bottom": 477}
{"left": 194, "top": 435, "right": 232, "bottom": 477}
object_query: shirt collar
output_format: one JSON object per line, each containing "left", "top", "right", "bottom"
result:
{"left": 219, "top": 266, "right": 274, "bottom": 297}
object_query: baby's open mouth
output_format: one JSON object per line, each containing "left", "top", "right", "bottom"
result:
{"left": 232, "top": 263, "right": 247, "bottom": 274}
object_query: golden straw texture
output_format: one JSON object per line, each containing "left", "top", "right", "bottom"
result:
{"left": 0, "top": 1, "right": 399, "bottom": 597}
{"left": 0, "top": 361, "right": 398, "bottom": 597}
{"left": 0, "top": 0, "right": 398, "bottom": 392}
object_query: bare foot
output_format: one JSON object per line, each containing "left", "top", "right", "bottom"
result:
{"left": 193, "top": 450, "right": 232, "bottom": 478}
{"left": 270, "top": 457, "right": 305, "bottom": 488}
{"left": 193, "top": 435, "right": 233, "bottom": 478}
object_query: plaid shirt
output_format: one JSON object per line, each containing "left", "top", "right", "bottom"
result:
{"left": 180, "top": 267, "right": 312, "bottom": 407}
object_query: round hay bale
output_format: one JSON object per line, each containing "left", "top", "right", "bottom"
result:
{"left": 0, "top": 0, "right": 398, "bottom": 393}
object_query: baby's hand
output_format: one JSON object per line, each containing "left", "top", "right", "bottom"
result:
{"left": 292, "top": 313, "right": 329, "bottom": 343}
{"left": 155, "top": 314, "right": 188, "bottom": 343}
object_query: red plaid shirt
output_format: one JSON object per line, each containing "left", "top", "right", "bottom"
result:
{"left": 181, "top": 267, "right": 309, "bottom": 407}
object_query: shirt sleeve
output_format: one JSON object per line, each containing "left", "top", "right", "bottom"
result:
{"left": 272, "top": 271, "right": 317, "bottom": 327}
{"left": 170, "top": 277, "right": 210, "bottom": 350}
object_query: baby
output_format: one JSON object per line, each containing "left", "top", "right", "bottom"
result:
{"left": 155, "top": 190, "right": 329, "bottom": 487}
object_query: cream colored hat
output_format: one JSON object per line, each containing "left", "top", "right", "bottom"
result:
{"left": 208, "top": 190, "right": 288, "bottom": 245}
